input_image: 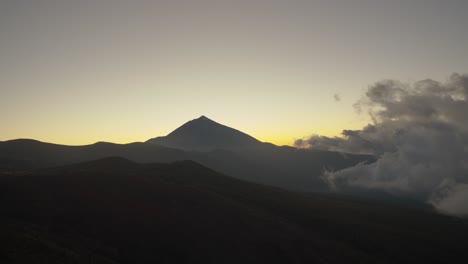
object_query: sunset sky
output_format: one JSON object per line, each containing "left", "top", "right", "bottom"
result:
{"left": 1, "top": 0, "right": 468, "bottom": 146}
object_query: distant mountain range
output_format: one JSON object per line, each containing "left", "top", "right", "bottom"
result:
{"left": 0, "top": 116, "right": 373, "bottom": 191}
{"left": 2, "top": 116, "right": 467, "bottom": 263}
{"left": 1, "top": 157, "right": 467, "bottom": 263}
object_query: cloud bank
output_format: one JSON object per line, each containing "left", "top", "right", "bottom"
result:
{"left": 296, "top": 73, "right": 468, "bottom": 216}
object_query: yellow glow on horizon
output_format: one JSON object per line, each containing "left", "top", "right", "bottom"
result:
{"left": 1, "top": 124, "right": 355, "bottom": 147}
{"left": 1, "top": 109, "right": 370, "bottom": 147}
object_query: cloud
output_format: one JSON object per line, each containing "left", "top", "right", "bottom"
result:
{"left": 334, "top": 93, "right": 341, "bottom": 102}
{"left": 298, "top": 73, "right": 468, "bottom": 217}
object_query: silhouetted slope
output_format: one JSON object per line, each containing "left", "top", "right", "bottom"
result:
{"left": 146, "top": 115, "right": 262, "bottom": 151}
{"left": 1, "top": 158, "right": 467, "bottom": 263}
{"left": 192, "top": 145, "right": 374, "bottom": 191}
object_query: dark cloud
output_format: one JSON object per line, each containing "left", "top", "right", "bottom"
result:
{"left": 297, "top": 73, "right": 468, "bottom": 216}
{"left": 334, "top": 94, "right": 341, "bottom": 102}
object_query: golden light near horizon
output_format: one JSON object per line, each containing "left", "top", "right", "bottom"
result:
{"left": 1, "top": 1, "right": 468, "bottom": 146}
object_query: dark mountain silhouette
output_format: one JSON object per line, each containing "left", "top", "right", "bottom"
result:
{"left": 144, "top": 115, "right": 376, "bottom": 191}
{"left": 1, "top": 158, "right": 467, "bottom": 263}
{"left": 0, "top": 137, "right": 372, "bottom": 192}
{"left": 0, "top": 116, "right": 375, "bottom": 192}
{"left": 0, "top": 139, "right": 188, "bottom": 170}
{"left": 146, "top": 115, "right": 262, "bottom": 151}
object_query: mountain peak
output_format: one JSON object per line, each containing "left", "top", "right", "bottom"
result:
{"left": 146, "top": 116, "right": 262, "bottom": 151}
{"left": 192, "top": 115, "right": 218, "bottom": 124}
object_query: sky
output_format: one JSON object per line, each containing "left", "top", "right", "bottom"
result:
{"left": 1, "top": 0, "right": 468, "bottom": 146}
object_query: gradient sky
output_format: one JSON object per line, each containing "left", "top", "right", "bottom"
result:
{"left": 1, "top": 0, "right": 467, "bottom": 146}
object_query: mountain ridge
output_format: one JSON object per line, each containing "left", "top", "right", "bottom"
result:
{"left": 0, "top": 117, "right": 374, "bottom": 192}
